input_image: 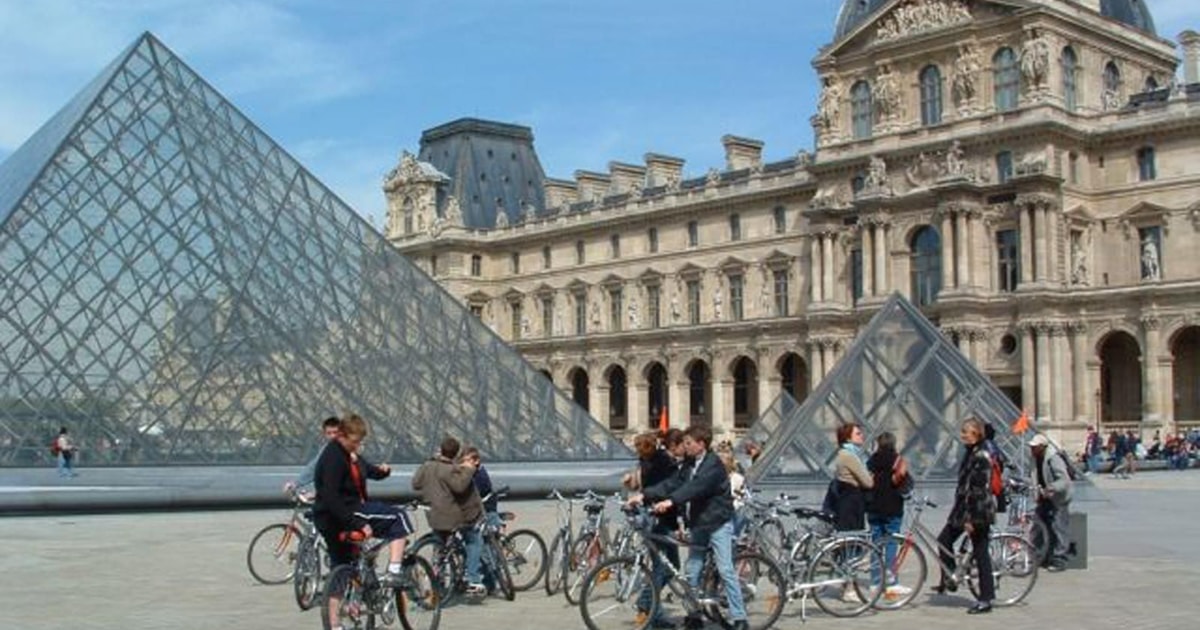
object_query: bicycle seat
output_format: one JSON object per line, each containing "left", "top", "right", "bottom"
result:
{"left": 583, "top": 502, "right": 605, "bottom": 515}
{"left": 791, "top": 506, "right": 836, "bottom": 524}
{"left": 499, "top": 511, "right": 516, "bottom": 522}
{"left": 338, "top": 530, "right": 368, "bottom": 544}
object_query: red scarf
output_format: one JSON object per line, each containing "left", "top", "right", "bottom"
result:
{"left": 346, "top": 450, "right": 366, "bottom": 501}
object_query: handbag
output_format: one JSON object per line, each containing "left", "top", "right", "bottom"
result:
{"left": 892, "top": 456, "right": 914, "bottom": 501}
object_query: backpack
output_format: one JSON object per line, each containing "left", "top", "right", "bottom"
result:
{"left": 50, "top": 439, "right": 61, "bottom": 456}
{"left": 988, "top": 451, "right": 1009, "bottom": 513}
{"left": 1056, "top": 450, "right": 1080, "bottom": 482}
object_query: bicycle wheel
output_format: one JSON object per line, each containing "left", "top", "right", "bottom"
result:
{"left": 486, "top": 537, "right": 517, "bottom": 601}
{"left": 701, "top": 551, "right": 786, "bottom": 630}
{"left": 807, "top": 537, "right": 883, "bottom": 618}
{"left": 968, "top": 533, "right": 1038, "bottom": 606}
{"left": 247, "top": 523, "right": 299, "bottom": 585}
{"left": 321, "top": 565, "right": 361, "bottom": 630}
{"left": 872, "top": 533, "right": 926, "bottom": 610}
{"left": 1025, "top": 518, "right": 1051, "bottom": 565}
{"left": 758, "top": 518, "right": 786, "bottom": 556}
{"left": 398, "top": 555, "right": 442, "bottom": 630}
{"left": 545, "top": 531, "right": 568, "bottom": 596}
{"left": 564, "top": 533, "right": 601, "bottom": 605}
{"left": 503, "top": 528, "right": 548, "bottom": 591}
{"left": 579, "top": 557, "right": 653, "bottom": 630}
{"left": 292, "top": 535, "right": 324, "bottom": 610}
{"left": 412, "top": 535, "right": 461, "bottom": 607}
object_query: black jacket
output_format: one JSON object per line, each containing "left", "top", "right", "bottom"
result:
{"left": 644, "top": 450, "right": 734, "bottom": 536}
{"left": 313, "top": 440, "right": 389, "bottom": 533}
{"left": 951, "top": 443, "right": 996, "bottom": 529}
{"left": 866, "top": 450, "right": 904, "bottom": 518}
{"left": 640, "top": 449, "right": 680, "bottom": 529}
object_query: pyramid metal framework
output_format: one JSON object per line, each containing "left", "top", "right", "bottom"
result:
{"left": 0, "top": 33, "right": 632, "bottom": 466}
{"left": 744, "top": 294, "right": 1030, "bottom": 487}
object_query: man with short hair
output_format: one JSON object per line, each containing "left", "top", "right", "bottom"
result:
{"left": 291, "top": 417, "right": 340, "bottom": 495}
{"left": 634, "top": 426, "right": 748, "bottom": 630}
{"left": 413, "top": 436, "right": 486, "bottom": 595}
{"left": 1029, "top": 434, "right": 1072, "bottom": 572}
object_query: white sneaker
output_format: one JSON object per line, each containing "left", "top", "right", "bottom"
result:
{"left": 841, "top": 589, "right": 862, "bottom": 603}
{"left": 885, "top": 585, "right": 913, "bottom": 599}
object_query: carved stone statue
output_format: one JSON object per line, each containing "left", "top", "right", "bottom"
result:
{"left": 865, "top": 155, "right": 889, "bottom": 191}
{"left": 712, "top": 285, "right": 723, "bottom": 322}
{"left": 875, "top": 0, "right": 973, "bottom": 43}
{"left": 444, "top": 196, "right": 463, "bottom": 225}
{"left": 952, "top": 44, "right": 981, "bottom": 112}
{"left": 872, "top": 64, "right": 901, "bottom": 125}
{"left": 627, "top": 297, "right": 640, "bottom": 329}
{"left": 945, "top": 139, "right": 966, "bottom": 177}
{"left": 1141, "top": 236, "right": 1161, "bottom": 280}
{"left": 670, "top": 292, "right": 681, "bottom": 322}
{"left": 1020, "top": 28, "right": 1051, "bottom": 95}
{"left": 554, "top": 306, "right": 564, "bottom": 336}
{"left": 816, "top": 76, "right": 842, "bottom": 136}
{"left": 706, "top": 168, "right": 721, "bottom": 186}
{"left": 589, "top": 300, "right": 601, "bottom": 329}
{"left": 1070, "top": 230, "right": 1090, "bottom": 286}
{"left": 1015, "top": 150, "right": 1047, "bottom": 176}
{"left": 520, "top": 315, "right": 531, "bottom": 338}
{"left": 494, "top": 209, "right": 509, "bottom": 229}
{"left": 758, "top": 280, "right": 772, "bottom": 317}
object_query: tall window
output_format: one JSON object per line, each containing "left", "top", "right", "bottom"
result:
{"left": 773, "top": 269, "right": 790, "bottom": 317}
{"left": 997, "top": 229, "right": 1020, "bottom": 292}
{"left": 573, "top": 291, "right": 588, "bottom": 335}
{"left": 647, "top": 227, "right": 659, "bottom": 253}
{"left": 1068, "top": 152, "right": 1079, "bottom": 184}
{"left": 470, "top": 254, "right": 482, "bottom": 277}
{"left": 510, "top": 251, "right": 520, "bottom": 274}
{"left": 608, "top": 287, "right": 623, "bottom": 332}
{"left": 510, "top": 301, "right": 522, "bottom": 339}
{"left": 1137, "top": 146, "right": 1157, "bottom": 181}
{"left": 1144, "top": 75, "right": 1159, "bottom": 91}
{"left": 773, "top": 206, "right": 787, "bottom": 234}
{"left": 729, "top": 214, "right": 742, "bottom": 241}
{"left": 996, "top": 151, "right": 1014, "bottom": 184}
{"left": 910, "top": 226, "right": 942, "bottom": 306}
{"left": 541, "top": 295, "right": 554, "bottom": 337}
{"left": 647, "top": 285, "right": 661, "bottom": 329}
{"left": 611, "top": 234, "right": 621, "bottom": 259}
{"left": 850, "top": 248, "right": 864, "bottom": 304}
{"left": 1061, "top": 46, "right": 1078, "bottom": 111}
{"left": 729, "top": 274, "right": 744, "bottom": 322}
{"left": 851, "top": 80, "right": 873, "bottom": 139}
{"left": 542, "top": 246, "right": 552, "bottom": 269}
{"left": 993, "top": 47, "right": 1020, "bottom": 112}
{"left": 430, "top": 255, "right": 438, "bottom": 276}
{"left": 687, "top": 220, "right": 699, "bottom": 247}
{"left": 403, "top": 198, "right": 414, "bottom": 234}
{"left": 686, "top": 280, "right": 701, "bottom": 325}
{"left": 1103, "top": 61, "right": 1122, "bottom": 108}
{"left": 576, "top": 240, "right": 585, "bottom": 264}
{"left": 919, "top": 65, "right": 943, "bottom": 126}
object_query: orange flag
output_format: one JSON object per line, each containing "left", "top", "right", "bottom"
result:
{"left": 658, "top": 407, "right": 669, "bottom": 435}
{"left": 1012, "top": 409, "right": 1031, "bottom": 435}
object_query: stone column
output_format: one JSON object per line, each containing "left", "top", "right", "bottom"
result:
{"left": 762, "top": 374, "right": 780, "bottom": 422}
{"left": 1019, "top": 205, "right": 1034, "bottom": 285}
{"left": 1142, "top": 315, "right": 1163, "bottom": 427}
{"left": 1070, "top": 322, "right": 1091, "bottom": 423}
{"left": 1021, "top": 325, "right": 1036, "bottom": 414}
{"left": 630, "top": 379, "right": 648, "bottom": 432}
{"left": 862, "top": 225, "right": 875, "bottom": 297}
{"left": 1034, "top": 203, "right": 1048, "bottom": 284}
{"left": 592, "top": 384, "right": 611, "bottom": 429}
{"left": 668, "top": 375, "right": 687, "bottom": 430}
{"left": 714, "top": 377, "right": 734, "bottom": 435}
{"left": 808, "top": 340, "right": 824, "bottom": 391}
{"left": 822, "top": 233, "right": 835, "bottom": 305}
{"left": 940, "top": 211, "right": 955, "bottom": 291}
{"left": 821, "top": 341, "right": 834, "bottom": 379}
{"left": 1047, "top": 208, "right": 1059, "bottom": 284}
{"left": 1050, "top": 324, "right": 1072, "bottom": 424}
{"left": 811, "top": 235, "right": 823, "bottom": 303}
{"left": 1035, "top": 323, "right": 1053, "bottom": 423}
{"left": 955, "top": 211, "right": 969, "bottom": 289}
{"left": 874, "top": 222, "right": 889, "bottom": 295}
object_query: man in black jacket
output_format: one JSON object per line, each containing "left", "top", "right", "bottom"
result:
{"left": 314, "top": 415, "right": 415, "bottom": 630}
{"left": 633, "top": 426, "right": 747, "bottom": 630}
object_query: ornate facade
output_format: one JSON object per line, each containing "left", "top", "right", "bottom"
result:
{"left": 387, "top": 1, "right": 1200, "bottom": 447}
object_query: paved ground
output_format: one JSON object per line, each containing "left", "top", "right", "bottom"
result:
{"left": 1, "top": 471, "right": 1197, "bottom": 629}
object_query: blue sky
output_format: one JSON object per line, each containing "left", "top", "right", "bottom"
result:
{"left": 1, "top": 1, "right": 1195, "bottom": 226}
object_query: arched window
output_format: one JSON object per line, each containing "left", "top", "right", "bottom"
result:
{"left": 919, "top": 65, "right": 943, "bottom": 126}
{"left": 1103, "top": 61, "right": 1122, "bottom": 109}
{"left": 910, "top": 226, "right": 942, "bottom": 306}
{"left": 1144, "top": 75, "right": 1159, "bottom": 91}
{"left": 993, "top": 47, "right": 1020, "bottom": 112}
{"left": 1061, "top": 46, "right": 1078, "bottom": 111}
{"left": 607, "top": 366, "right": 627, "bottom": 431}
{"left": 851, "top": 80, "right": 873, "bottom": 139}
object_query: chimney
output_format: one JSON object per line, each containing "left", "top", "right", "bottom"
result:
{"left": 573, "top": 170, "right": 611, "bottom": 203}
{"left": 608, "top": 161, "right": 647, "bottom": 194}
{"left": 644, "top": 153, "right": 685, "bottom": 188}
{"left": 543, "top": 177, "right": 578, "bottom": 208}
{"left": 1181, "top": 30, "right": 1200, "bottom": 85}
{"left": 722, "top": 134, "right": 764, "bottom": 171}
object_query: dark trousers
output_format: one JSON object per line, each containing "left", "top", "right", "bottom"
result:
{"left": 937, "top": 521, "right": 995, "bottom": 603}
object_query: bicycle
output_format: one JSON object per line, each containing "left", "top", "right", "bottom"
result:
{"left": 321, "top": 531, "right": 441, "bottom": 630}
{"left": 411, "top": 509, "right": 516, "bottom": 605}
{"left": 545, "top": 489, "right": 619, "bottom": 605}
{"left": 1003, "top": 477, "right": 1050, "bottom": 565}
{"left": 500, "top": 517, "right": 548, "bottom": 591}
{"left": 578, "top": 506, "right": 786, "bottom": 630}
{"left": 875, "top": 495, "right": 1039, "bottom": 610}
{"left": 247, "top": 486, "right": 320, "bottom": 587}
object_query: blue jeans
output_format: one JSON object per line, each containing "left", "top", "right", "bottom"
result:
{"left": 1086, "top": 453, "right": 1101, "bottom": 473}
{"left": 685, "top": 520, "right": 745, "bottom": 622}
{"left": 868, "top": 514, "right": 903, "bottom": 585}
{"left": 57, "top": 452, "right": 75, "bottom": 477}
{"left": 636, "top": 523, "right": 679, "bottom": 619}
{"left": 462, "top": 522, "right": 483, "bottom": 585}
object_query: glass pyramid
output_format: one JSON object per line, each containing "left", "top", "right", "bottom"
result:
{"left": 0, "top": 33, "right": 631, "bottom": 466}
{"left": 744, "top": 294, "right": 1030, "bottom": 487}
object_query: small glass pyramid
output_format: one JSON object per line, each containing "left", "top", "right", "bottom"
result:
{"left": 744, "top": 294, "right": 1031, "bottom": 486}
{"left": 0, "top": 33, "right": 631, "bottom": 466}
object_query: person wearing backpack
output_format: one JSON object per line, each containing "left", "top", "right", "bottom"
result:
{"left": 933, "top": 417, "right": 995, "bottom": 615}
{"left": 866, "top": 432, "right": 912, "bottom": 600}
{"left": 1029, "top": 434, "right": 1073, "bottom": 572}
{"left": 54, "top": 427, "right": 78, "bottom": 478}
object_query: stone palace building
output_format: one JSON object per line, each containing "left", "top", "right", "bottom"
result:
{"left": 385, "top": 0, "right": 1200, "bottom": 445}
